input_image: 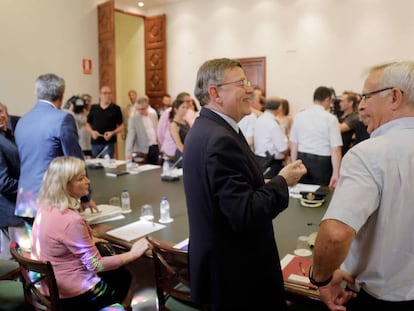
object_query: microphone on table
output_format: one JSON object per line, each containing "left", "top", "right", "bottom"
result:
{"left": 95, "top": 145, "right": 109, "bottom": 159}
{"left": 161, "top": 156, "right": 183, "bottom": 182}
{"left": 170, "top": 156, "right": 183, "bottom": 170}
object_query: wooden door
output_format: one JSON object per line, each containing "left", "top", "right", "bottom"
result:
{"left": 144, "top": 15, "right": 167, "bottom": 111}
{"left": 236, "top": 56, "right": 266, "bottom": 96}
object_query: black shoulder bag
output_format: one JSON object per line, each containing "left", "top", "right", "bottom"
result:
{"left": 95, "top": 241, "right": 132, "bottom": 300}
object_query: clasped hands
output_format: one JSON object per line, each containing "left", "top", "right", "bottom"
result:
{"left": 91, "top": 130, "right": 115, "bottom": 141}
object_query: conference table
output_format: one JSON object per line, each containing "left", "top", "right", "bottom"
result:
{"left": 89, "top": 165, "right": 331, "bottom": 304}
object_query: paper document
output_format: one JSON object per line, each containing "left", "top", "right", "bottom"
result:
{"left": 289, "top": 183, "right": 320, "bottom": 198}
{"left": 173, "top": 238, "right": 189, "bottom": 251}
{"left": 106, "top": 220, "right": 166, "bottom": 242}
{"left": 128, "top": 164, "right": 160, "bottom": 175}
{"left": 82, "top": 204, "right": 124, "bottom": 224}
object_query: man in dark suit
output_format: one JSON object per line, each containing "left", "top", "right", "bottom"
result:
{"left": 15, "top": 73, "right": 98, "bottom": 221}
{"left": 0, "top": 103, "right": 23, "bottom": 229}
{"left": 183, "top": 58, "right": 307, "bottom": 310}
{"left": 7, "top": 114, "right": 20, "bottom": 135}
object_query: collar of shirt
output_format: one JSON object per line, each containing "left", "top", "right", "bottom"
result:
{"left": 371, "top": 117, "right": 414, "bottom": 138}
{"left": 209, "top": 109, "right": 239, "bottom": 133}
{"left": 263, "top": 110, "right": 278, "bottom": 122}
{"left": 310, "top": 103, "right": 326, "bottom": 111}
{"left": 38, "top": 99, "right": 56, "bottom": 109}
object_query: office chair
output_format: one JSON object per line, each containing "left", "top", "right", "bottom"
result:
{"left": 146, "top": 236, "right": 201, "bottom": 311}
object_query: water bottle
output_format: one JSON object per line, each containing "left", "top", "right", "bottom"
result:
{"left": 121, "top": 189, "right": 132, "bottom": 213}
{"left": 159, "top": 196, "right": 173, "bottom": 223}
{"left": 162, "top": 155, "right": 170, "bottom": 176}
{"left": 104, "top": 154, "right": 110, "bottom": 167}
{"left": 126, "top": 157, "right": 133, "bottom": 171}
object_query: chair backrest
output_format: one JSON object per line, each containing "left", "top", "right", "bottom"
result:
{"left": 146, "top": 236, "right": 194, "bottom": 310}
{"left": 9, "top": 241, "right": 61, "bottom": 311}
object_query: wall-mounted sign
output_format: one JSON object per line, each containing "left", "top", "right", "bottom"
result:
{"left": 82, "top": 59, "right": 92, "bottom": 75}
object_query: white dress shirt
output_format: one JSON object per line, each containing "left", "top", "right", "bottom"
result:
{"left": 254, "top": 111, "right": 288, "bottom": 159}
{"left": 290, "top": 104, "right": 342, "bottom": 156}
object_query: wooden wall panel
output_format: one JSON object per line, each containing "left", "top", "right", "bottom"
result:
{"left": 145, "top": 15, "right": 166, "bottom": 111}
{"left": 98, "top": 0, "right": 118, "bottom": 158}
{"left": 98, "top": 0, "right": 116, "bottom": 99}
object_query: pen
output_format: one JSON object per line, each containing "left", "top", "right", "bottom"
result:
{"left": 298, "top": 261, "right": 306, "bottom": 276}
{"left": 263, "top": 167, "right": 271, "bottom": 176}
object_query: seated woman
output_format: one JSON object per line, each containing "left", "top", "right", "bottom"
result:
{"left": 31, "top": 156, "right": 149, "bottom": 310}
{"left": 169, "top": 98, "right": 190, "bottom": 168}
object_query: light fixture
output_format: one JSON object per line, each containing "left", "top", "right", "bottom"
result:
{"left": 138, "top": 1, "right": 144, "bottom": 7}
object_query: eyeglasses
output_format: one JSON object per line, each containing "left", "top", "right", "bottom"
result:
{"left": 360, "top": 87, "right": 394, "bottom": 101}
{"left": 216, "top": 78, "right": 252, "bottom": 89}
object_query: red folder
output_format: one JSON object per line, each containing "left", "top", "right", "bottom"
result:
{"left": 281, "top": 254, "right": 317, "bottom": 289}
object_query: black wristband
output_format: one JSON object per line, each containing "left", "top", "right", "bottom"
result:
{"left": 308, "top": 265, "right": 333, "bottom": 287}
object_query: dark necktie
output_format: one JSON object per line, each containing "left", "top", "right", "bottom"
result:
{"left": 238, "top": 129, "right": 249, "bottom": 147}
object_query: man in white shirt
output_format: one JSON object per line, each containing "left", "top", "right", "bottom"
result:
{"left": 238, "top": 89, "right": 264, "bottom": 150}
{"left": 311, "top": 61, "right": 414, "bottom": 311}
{"left": 290, "top": 86, "right": 342, "bottom": 188}
{"left": 238, "top": 111, "right": 256, "bottom": 150}
{"left": 125, "top": 96, "right": 159, "bottom": 164}
{"left": 254, "top": 97, "right": 288, "bottom": 178}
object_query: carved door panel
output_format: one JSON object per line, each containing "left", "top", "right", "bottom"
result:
{"left": 98, "top": 0, "right": 118, "bottom": 157}
{"left": 236, "top": 56, "right": 266, "bottom": 96}
{"left": 145, "top": 15, "right": 166, "bottom": 111}
{"left": 98, "top": 0, "right": 116, "bottom": 99}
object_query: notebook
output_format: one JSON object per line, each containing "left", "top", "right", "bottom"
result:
{"left": 81, "top": 204, "right": 124, "bottom": 224}
{"left": 173, "top": 238, "right": 189, "bottom": 251}
{"left": 105, "top": 163, "right": 129, "bottom": 177}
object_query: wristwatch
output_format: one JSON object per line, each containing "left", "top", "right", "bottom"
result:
{"left": 308, "top": 265, "right": 333, "bottom": 287}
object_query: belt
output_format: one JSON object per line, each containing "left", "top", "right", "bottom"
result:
{"left": 298, "top": 152, "right": 331, "bottom": 160}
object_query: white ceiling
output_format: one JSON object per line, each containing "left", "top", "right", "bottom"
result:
{"left": 116, "top": 0, "right": 182, "bottom": 10}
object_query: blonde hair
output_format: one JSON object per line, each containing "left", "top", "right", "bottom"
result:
{"left": 0, "top": 102, "right": 8, "bottom": 113}
{"left": 37, "top": 156, "right": 85, "bottom": 211}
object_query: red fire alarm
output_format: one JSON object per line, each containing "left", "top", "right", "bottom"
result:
{"left": 82, "top": 59, "right": 92, "bottom": 75}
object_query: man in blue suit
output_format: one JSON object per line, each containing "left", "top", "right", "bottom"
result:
{"left": 14, "top": 73, "right": 97, "bottom": 221}
{"left": 183, "top": 58, "right": 307, "bottom": 310}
